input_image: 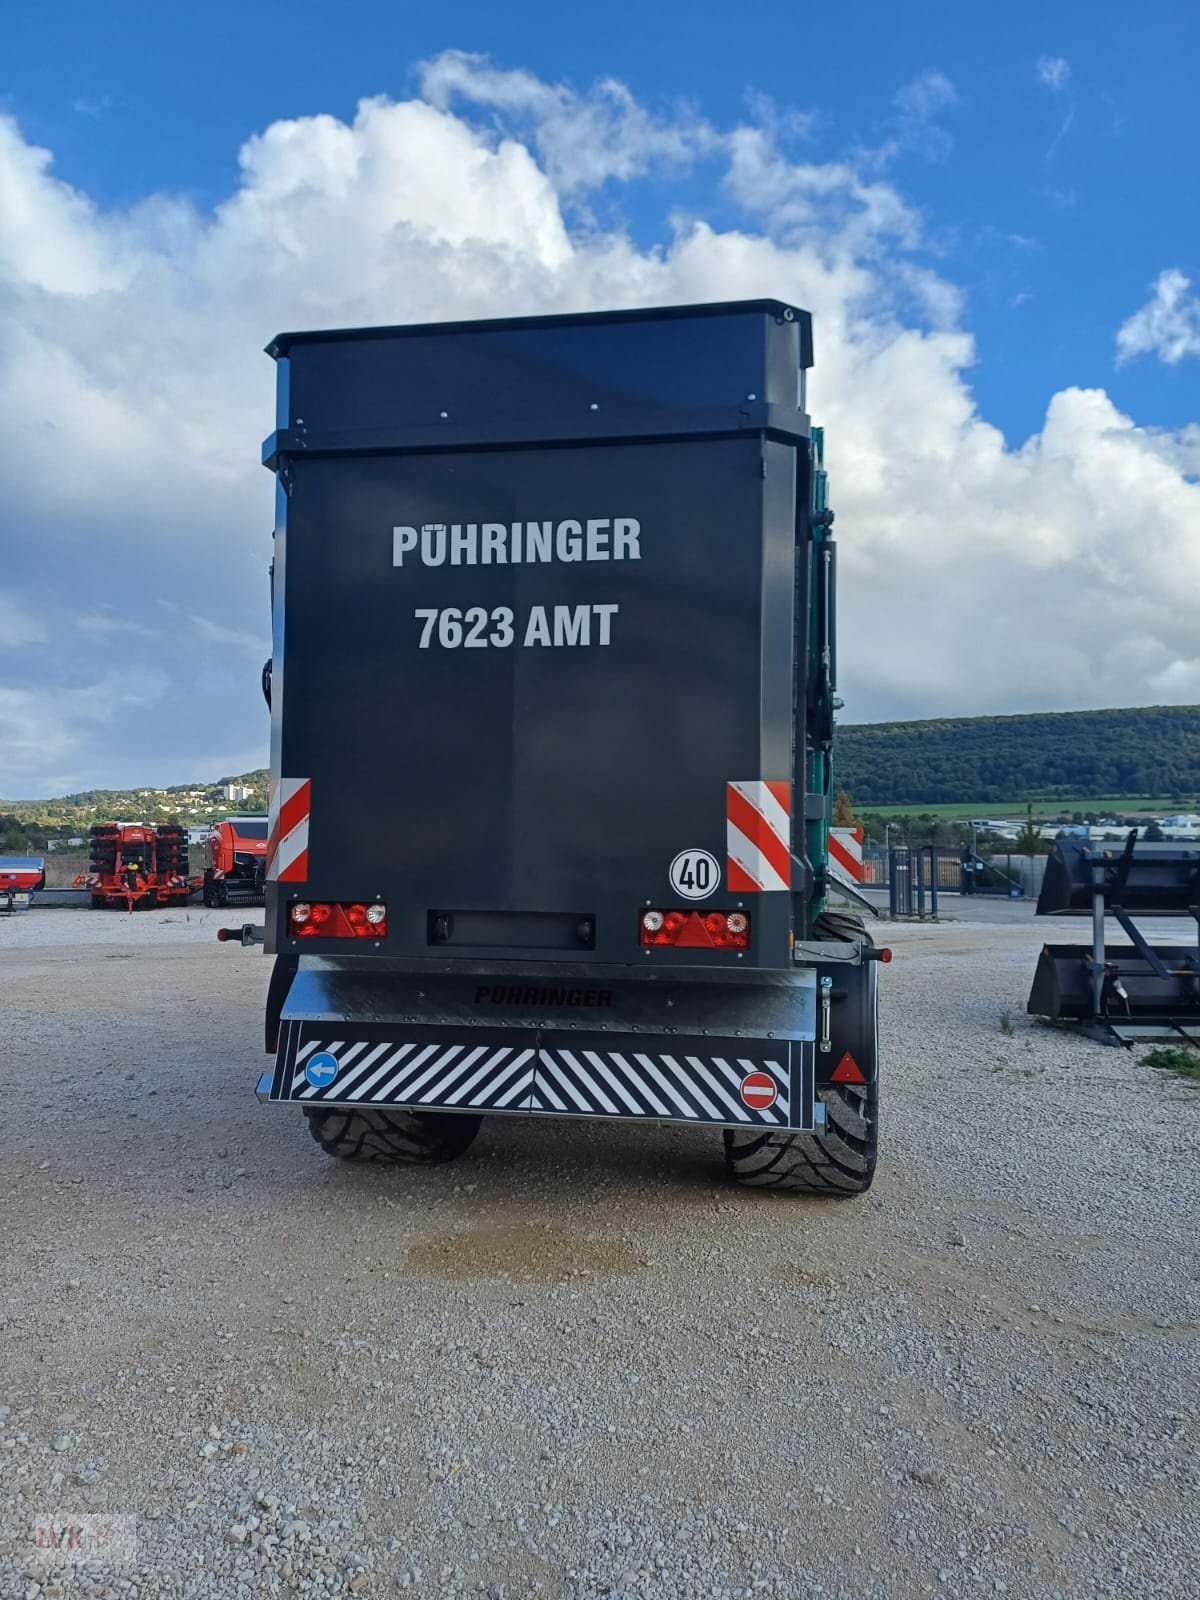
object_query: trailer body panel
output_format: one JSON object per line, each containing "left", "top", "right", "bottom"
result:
{"left": 265, "top": 302, "right": 819, "bottom": 972}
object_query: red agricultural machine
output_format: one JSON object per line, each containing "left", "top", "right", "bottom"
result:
{"left": 78, "top": 823, "right": 200, "bottom": 911}
{"left": 0, "top": 856, "right": 45, "bottom": 914}
{"left": 204, "top": 816, "right": 269, "bottom": 906}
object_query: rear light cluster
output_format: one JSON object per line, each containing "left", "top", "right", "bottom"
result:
{"left": 290, "top": 901, "right": 388, "bottom": 939}
{"left": 641, "top": 909, "right": 750, "bottom": 950}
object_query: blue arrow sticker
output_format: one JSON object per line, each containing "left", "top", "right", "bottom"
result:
{"left": 306, "top": 1051, "right": 339, "bottom": 1089}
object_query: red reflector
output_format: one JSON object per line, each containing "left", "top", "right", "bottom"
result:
{"left": 289, "top": 901, "right": 387, "bottom": 940}
{"left": 346, "top": 903, "right": 376, "bottom": 938}
{"left": 830, "top": 1051, "right": 866, "bottom": 1085}
{"left": 879, "top": 947, "right": 893, "bottom": 964}
{"left": 640, "top": 909, "right": 749, "bottom": 950}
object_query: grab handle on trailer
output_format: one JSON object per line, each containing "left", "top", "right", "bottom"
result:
{"left": 818, "top": 975, "right": 833, "bottom": 1053}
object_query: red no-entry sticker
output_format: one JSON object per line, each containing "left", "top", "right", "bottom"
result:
{"left": 740, "top": 1071, "right": 778, "bottom": 1110}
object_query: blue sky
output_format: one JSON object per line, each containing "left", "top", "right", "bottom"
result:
{"left": 2, "top": 2, "right": 1199, "bottom": 793}
{"left": 8, "top": 0, "right": 1197, "bottom": 443}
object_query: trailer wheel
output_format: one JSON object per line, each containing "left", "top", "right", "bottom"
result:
{"left": 724, "top": 1082, "right": 877, "bottom": 1195}
{"left": 811, "top": 908, "right": 871, "bottom": 943}
{"left": 303, "top": 1108, "right": 483, "bottom": 1166}
{"left": 91, "top": 894, "right": 107, "bottom": 910}
{"left": 724, "top": 909, "right": 879, "bottom": 1196}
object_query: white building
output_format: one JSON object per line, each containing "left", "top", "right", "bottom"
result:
{"left": 222, "top": 783, "right": 253, "bottom": 803}
{"left": 1159, "top": 814, "right": 1200, "bottom": 838}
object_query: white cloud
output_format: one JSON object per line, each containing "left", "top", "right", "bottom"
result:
{"left": 894, "top": 71, "right": 958, "bottom": 121}
{"left": 1034, "top": 58, "right": 1075, "bottom": 162}
{"left": 855, "top": 71, "right": 960, "bottom": 170}
{"left": 188, "top": 614, "right": 265, "bottom": 653}
{"left": 1044, "top": 105, "right": 1075, "bottom": 163}
{"left": 77, "top": 610, "right": 160, "bottom": 642}
{"left": 1116, "top": 269, "right": 1200, "bottom": 366}
{"left": 0, "top": 593, "right": 48, "bottom": 648}
{"left": 0, "top": 672, "right": 169, "bottom": 798}
{"left": 0, "top": 58, "right": 1197, "bottom": 794}
{"left": 741, "top": 91, "right": 817, "bottom": 146}
{"left": 418, "top": 51, "right": 717, "bottom": 194}
{"left": 1036, "top": 56, "right": 1071, "bottom": 91}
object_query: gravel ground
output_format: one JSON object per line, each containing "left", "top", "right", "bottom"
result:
{"left": 1, "top": 907, "right": 1198, "bottom": 1599}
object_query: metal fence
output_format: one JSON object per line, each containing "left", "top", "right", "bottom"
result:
{"left": 873, "top": 846, "right": 1028, "bottom": 915}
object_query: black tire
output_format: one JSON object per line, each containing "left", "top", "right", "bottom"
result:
{"left": 304, "top": 1107, "right": 483, "bottom": 1166}
{"left": 91, "top": 894, "right": 107, "bottom": 910}
{"left": 724, "top": 1081, "right": 878, "bottom": 1194}
{"left": 724, "top": 908, "right": 879, "bottom": 1196}
{"left": 812, "top": 908, "right": 870, "bottom": 944}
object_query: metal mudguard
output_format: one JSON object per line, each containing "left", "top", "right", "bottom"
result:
{"left": 260, "top": 967, "right": 819, "bottom": 1132}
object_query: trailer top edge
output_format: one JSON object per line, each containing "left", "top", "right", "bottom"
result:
{"left": 265, "top": 298, "right": 814, "bottom": 365}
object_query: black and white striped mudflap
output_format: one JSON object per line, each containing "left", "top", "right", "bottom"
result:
{"left": 265, "top": 1023, "right": 815, "bottom": 1131}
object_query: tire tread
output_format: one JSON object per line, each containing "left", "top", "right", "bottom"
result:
{"left": 724, "top": 908, "right": 879, "bottom": 1196}
{"left": 304, "top": 1107, "right": 482, "bottom": 1166}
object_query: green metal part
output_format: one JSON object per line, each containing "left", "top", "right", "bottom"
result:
{"left": 805, "top": 425, "right": 834, "bottom": 921}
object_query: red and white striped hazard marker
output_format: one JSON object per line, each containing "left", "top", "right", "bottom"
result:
{"left": 267, "top": 777, "right": 311, "bottom": 883}
{"left": 726, "top": 781, "right": 792, "bottom": 893}
{"left": 829, "top": 826, "right": 864, "bottom": 883}
{"left": 740, "top": 1071, "right": 779, "bottom": 1111}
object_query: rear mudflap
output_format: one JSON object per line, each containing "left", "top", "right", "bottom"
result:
{"left": 260, "top": 968, "right": 819, "bottom": 1133}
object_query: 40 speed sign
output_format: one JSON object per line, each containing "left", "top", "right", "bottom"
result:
{"left": 669, "top": 849, "right": 720, "bottom": 900}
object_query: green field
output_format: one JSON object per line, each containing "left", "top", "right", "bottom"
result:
{"left": 861, "top": 796, "right": 1178, "bottom": 820}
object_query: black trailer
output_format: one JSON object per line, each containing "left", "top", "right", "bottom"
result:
{"left": 248, "top": 300, "right": 885, "bottom": 1193}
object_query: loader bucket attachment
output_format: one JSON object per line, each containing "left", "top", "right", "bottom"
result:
{"left": 1028, "top": 831, "right": 1200, "bottom": 1041}
{"left": 1029, "top": 942, "right": 1200, "bottom": 1024}
{"left": 1037, "top": 835, "right": 1200, "bottom": 916}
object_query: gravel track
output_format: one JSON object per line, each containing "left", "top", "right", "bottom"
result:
{"left": 1, "top": 907, "right": 1197, "bottom": 1599}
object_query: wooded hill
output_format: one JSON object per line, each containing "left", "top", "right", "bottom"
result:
{"left": 835, "top": 706, "right": 1200, "bottom": 807}
{"left": 0, "top": 770, "right": 269, "bottom": 835}
{"left": 5, "top": 704, "right": 1200, "bottom": 833}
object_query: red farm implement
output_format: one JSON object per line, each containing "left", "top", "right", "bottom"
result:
{"left": 75, "top": 823, "right": 201, "bottom": 911}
